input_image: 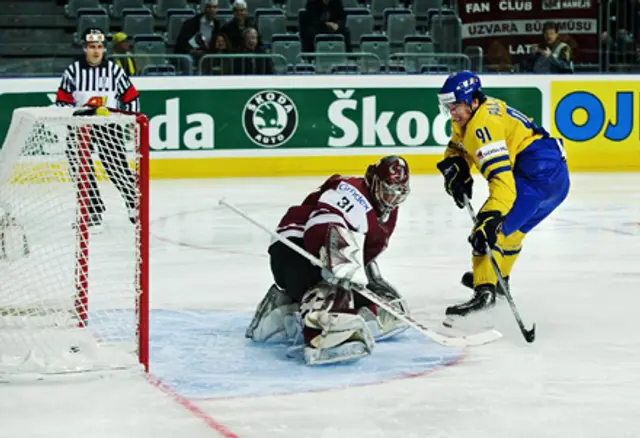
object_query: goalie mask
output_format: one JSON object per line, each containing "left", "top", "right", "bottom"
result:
{"left": 365, "top": 155, "right": 410, "bottom": 219}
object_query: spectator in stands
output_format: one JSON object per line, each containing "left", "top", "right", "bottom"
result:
{"left": 524, "top": 21, "right": 573, "bottom": 73}
{"left": 221, "top": 1, "right": 255, "bottom": 51}
{"left": 175, "top": 0, "right": 221, "bottom": 63}
{"left": 111, "top": 32, "right": 138, "bottom": 76}
{"left": 301, "top": 0, "right": 351, "bottom": 53}
{"left": 204, "top": 33, "right": 233, "bottom": 75}
{"left": 233, "top": 28, "right": 274, "bottom": 75}
{"left": 600, "top": 0, "right": 638, "bottom": 69}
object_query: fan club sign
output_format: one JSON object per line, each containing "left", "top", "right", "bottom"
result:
{"left": 458, "top": 0, "right": 597, "bottom": 68}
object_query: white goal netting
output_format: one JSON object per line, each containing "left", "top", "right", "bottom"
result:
{"left": 0, "top": 107, "right": 148, "bottom": 382}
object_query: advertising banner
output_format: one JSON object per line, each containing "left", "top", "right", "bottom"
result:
{"left": 457, "top": 0, "right": 598, "bottom": 69}
{"left": 0, "top": 86, "right": 542, "bottom": 155}
{"left": 551, "top": 80, "right": 640, "bottom": 170}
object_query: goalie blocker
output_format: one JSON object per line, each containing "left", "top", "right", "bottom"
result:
{"left": 245, "top": 156, "right": 411, "bottom": 365}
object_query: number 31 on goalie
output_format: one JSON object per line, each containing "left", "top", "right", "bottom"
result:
{"left": 336, "top": 196, "right": 354, "bottom": 213}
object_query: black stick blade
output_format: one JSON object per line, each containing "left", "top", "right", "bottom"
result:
{"left": 524, "top": 323, "right": 536, "bottom": 343}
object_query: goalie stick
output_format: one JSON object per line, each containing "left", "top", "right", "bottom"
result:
{"left": 463, "top": 196, "right": 536, "bottom": 343}
{"left": 219, "top": 198, "right": 502, "bottom": 348}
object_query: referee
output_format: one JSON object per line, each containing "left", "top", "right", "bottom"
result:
{"left": 55, "top": 28, "right": 140, "bottom": 227}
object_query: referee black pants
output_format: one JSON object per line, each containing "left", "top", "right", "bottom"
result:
{"left": 65, "top": 124, "right": 137, "bottom": 217}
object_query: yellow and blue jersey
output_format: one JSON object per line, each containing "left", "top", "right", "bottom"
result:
{"left": 444, "top": 97, "right": 547, "bottom": 215}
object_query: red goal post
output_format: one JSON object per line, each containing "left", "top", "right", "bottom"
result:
{"left": 0, "top": 106, "right": 149, "bottom": 382}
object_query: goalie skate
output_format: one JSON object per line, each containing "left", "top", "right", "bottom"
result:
{"left": 304, "top": 339, "right": 371, "bottom": 365}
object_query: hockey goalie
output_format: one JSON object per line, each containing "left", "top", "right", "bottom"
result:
{"left": 246, "top": 155, "right": 411, "bottom": 365}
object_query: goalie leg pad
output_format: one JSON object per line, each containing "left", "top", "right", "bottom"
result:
{"left": 359, "top": 297, "right": 410, "bottom": 341}
{"left": 300, "top": 282, "right": 374, "bottom": 365}
{"left": 246, "top": 284, "right": 299, "bottom": 343}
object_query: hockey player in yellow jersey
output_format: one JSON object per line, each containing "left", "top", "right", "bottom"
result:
{"left": 436, "top": 71, "right": 570, "bottom": 317}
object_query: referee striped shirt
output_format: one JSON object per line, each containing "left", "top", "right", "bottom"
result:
{"left": 56, "top": 57, "right": 140, "bottom": 112}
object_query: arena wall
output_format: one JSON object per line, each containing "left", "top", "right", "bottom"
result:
{"left": 0, "top": 74, "right": 637, "bottom": 178}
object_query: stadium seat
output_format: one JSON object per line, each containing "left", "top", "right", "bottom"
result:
{"left": 386, "top": 10, "right": 416, "bottom": 46}
{"left": 153, "top": 0, "right": 188, "bottom": 17}
{"left": 123, "top": 10, "right": 155, "bottom": 37}
{"left": 370, "top": 0, "right": 399, "bottom": 19}
{"left": 133, "top": 34, "right": 167, "bottom": 55}
{"left": 430, "top": 13, "right": 462, "bottom": 54}
{"left": 315, "top": 34, "right": 346, "bottom": 74}
{"left": 110, "top": 0, "right": 145, "bottom": 18}
{"left": 413, "top": 0, "right": 441, "bottom": 26}
{"left": 403, "top": 35, "right": 434, "bottom": 72}
{"left": 426, "top": 7, "right": 455, "bottom": 31}
{"left": 75, "top": 9, "right": 110, "bottom": 45}
{"left": 286, "top": 0, "right": 305, "bottom": 20}
{"left": 246, "top": 0, "right": 273, "bottom": 16}
{"left": 464, "top": 45, "right": 484, "bottom": 72}
{"left": 66, "top": 0, "right": 101, "bottom": 18}
{"left": 345, "top": 9, "right": 373, "bottom": 49}
{"left": 166, "top": 10, "right": 195, "bottom": 46}
{"left": 360, "top": 34, "right": 389, "bottom": 71}
{"left": 256, "top": 11, "right": 286, "bottom": 44}
{"left": 272, "top": 34, "right": 301, "bottom": 70}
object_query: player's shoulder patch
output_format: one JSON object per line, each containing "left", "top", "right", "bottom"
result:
{"left": 334, "top": 178, "right": 373, "bottom": 213}
{"left": 475, "top": 140, "right": 509, "bottom": 165}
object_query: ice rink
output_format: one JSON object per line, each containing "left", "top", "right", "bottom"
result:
{"left": 2, "top": 172, "right": 640, "bottom": 438}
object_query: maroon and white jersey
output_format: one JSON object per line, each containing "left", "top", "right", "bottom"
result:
{"left": 276, "top": 175, "right": 398, "bottom": 265}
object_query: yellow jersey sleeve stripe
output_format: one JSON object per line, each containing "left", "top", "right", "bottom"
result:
{"left": 487, "top": 165, "right": 512, "bottom": 180}
{"left": 479, "top": 154, "right": 510, "bottom": 175}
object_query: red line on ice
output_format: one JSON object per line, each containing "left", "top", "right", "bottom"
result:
{"left": 146, "top": 374, "right": 240, "bottom": 438}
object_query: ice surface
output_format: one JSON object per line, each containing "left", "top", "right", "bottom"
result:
{"left": 1, "top": 173, "right": 639, "bottom": 438}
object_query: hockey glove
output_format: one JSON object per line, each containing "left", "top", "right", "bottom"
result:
{"left": 469, "top": 211, "right": 503, "bottom": 254}
{"left": 436, "top": 156, "right": 473, "bottom": 209}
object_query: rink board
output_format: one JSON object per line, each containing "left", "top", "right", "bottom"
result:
{"left": 0, "top": 75, "right": 638, "bottom": 178}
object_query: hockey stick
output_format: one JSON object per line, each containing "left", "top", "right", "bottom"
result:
{"left": 463, "top": 196, "right": 536, "bottom": 343}
{"left": 219, "top": 198, "right": 502, "bottom": 348}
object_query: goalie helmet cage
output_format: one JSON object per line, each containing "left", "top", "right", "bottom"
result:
{"left": 0, "top": 107, "right": 149, "bottom": 383}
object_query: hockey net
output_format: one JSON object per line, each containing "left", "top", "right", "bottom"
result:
{"left": 0, "top": 107, "right": 148, "bottom": 382}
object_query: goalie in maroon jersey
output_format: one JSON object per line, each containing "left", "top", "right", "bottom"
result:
{"left": 246, "top": 155, "right": 411, "bottom": 365}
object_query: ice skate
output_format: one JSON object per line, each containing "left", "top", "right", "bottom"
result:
{"left": 443, "top": 285, "right": 496, "bottom": 330}
{"left": 461, "top": 271, "right": 509, "bottom": 297}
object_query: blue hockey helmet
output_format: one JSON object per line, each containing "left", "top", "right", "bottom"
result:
{"left": 437, "top": 71, "right": 484, "bottom": 116}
